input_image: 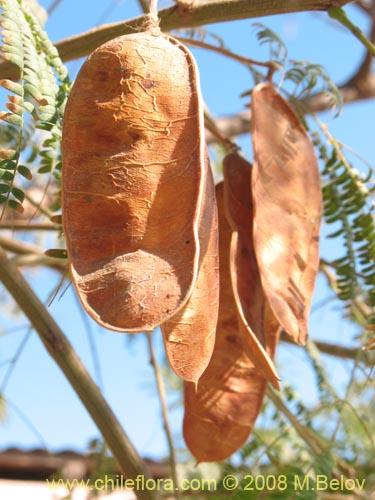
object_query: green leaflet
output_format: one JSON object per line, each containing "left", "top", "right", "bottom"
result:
{"left": 316, "top": 136, "right": 375, "bottom": 327}
{"left": 0, "top": 0, "right": 70, "bottom": 217}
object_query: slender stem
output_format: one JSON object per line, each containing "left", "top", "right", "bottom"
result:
{"left": 267, "top": 387, "right": 363, "bottom": 483}
{"left": 280, "top": 332, "right": 373, "bottom": 366}
{"left": 266, "top": 387, "right": 322, "bottom": 455}
{"left": 138, "top": 0, "right": 149, "bottom": 13}
{"left": 149, "top": 0, "right": 159, "bottom": 16}
{"left": 11, "top": 253, "right": 67, "bottom": 271}
{"left": 1, "top": 328, "right": 32, "bottom": 393}
{"left": 175, "top": 35, "right": 273, "bottom": 68}
{"left": 0, "top": 235, "right": 67, "bottom": 272}
{"left": 146, "top": 332, "right": 179, "bottom": 497}
{"left": 73, "top": 292, "right": 104, "bottom": 393}
{"left": 48, "top": 0, "right": 64, "bottom": 15}
{"left": 0, "top": 235, "right": 46, "bottom": 255}
{"left": 320, "top": 261, "right": 371, "bottom": 323}
{"left": 0, "top": 245, "right": 157, "bottom": 500}
{"left": 0, "top": 222, "right": 60, "bottom": 230}
{"left": 328, "top": 7, "right": 375, "bottom": 57}
{"left": 6, "top": 398, "right": 49, "bottom": 449}
{"left": 0, "top": 0, "right": 352, "bottom": 80}
{"left": 204, "top": 109, "right": 237, "bottom": 152}
{"left": 1, "top": 236, "right": 370, "bottom": 364}
{"left": 23, "top": 190, "right": 55, "bottom": 220}
{"left": 364, "top": 338, "right": 375, "bottom": 350}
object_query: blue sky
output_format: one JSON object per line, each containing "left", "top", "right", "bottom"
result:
{"left": 0, "top": 0, "right": 374, "bottom": 461}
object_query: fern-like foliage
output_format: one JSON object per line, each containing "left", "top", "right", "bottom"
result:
{"left": 285, "top": 61, "right": 343, "bottom": 114}
{"left": 176, "top": 27, "right": 227, "bottom": 48}
{"left": 251, "top": 27, "right": 373, "bottom": 329}
{"left": 0, "top": 0, "right": 70, "bottom": 217}
{"left": 249, "top": 24, "right": 342, "bottom": 113}
{"left": 314, "top": 132, "right": 375, "bottom": 328}
{"left": 252, "top": 22, "right": 287, "bottom": 64}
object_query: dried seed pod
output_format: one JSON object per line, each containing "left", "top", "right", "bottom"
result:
{"left": 183, "top": 182, "right": 278, "bottom": 462}
{"left": 223, "top": 152, "right": 280, "bottom": 389}
{"left": 161, "top": 151, "right": 219, "bottom": 384}
{"left": 251, "top": 82, "right": 322, "bottom": 345}
{"left": 62, "top": 31, "right": 206, "bottom": 332}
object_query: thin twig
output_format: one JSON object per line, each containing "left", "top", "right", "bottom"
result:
{"left": 204, "top": 109, "right": 237, "bottom": 152}
{"left": 48, "top": 0, "right": 64, "bottom": 15}
{"left": 96, "top": 0, "right": 121, "bottom": 26}
{"left": 328, "top": 6, "right": 375, "bottom": 57}
{"left": 0, "top": 235, "right": 67, "bottom": 272}
{"left": 174, "top": 35, "right": 273, "bottom": 68}
{"left": 23, "top": 189, "right": 55, "bottom": 221}
{"left": 1, "top": 234, "right": 371, "bottom": 365}
{"left": 73, "top": 292, "right": 104, "bottom": 393}
{"left": 149, "top": 0, "right": 159, "bottom": 16}
{"left": 266, "top": 387, "right": 322, "bottom": 455}
{"left": 0, "top": 328, "right": 32, "bottom": 393}
{"left": 0, "top": 245, "right": 157, "bottom": 500}
{"left": 320, "top": 261, "right": 371, "bottom": 322}
{"left": 280, "top": 332, "right": 374, "bottom": 366}
{"left": 0, "top": 0, "right": 352, "bottom": 80}
{"left": 138, "top": 0, "right": 149, "bottom": 14}
{"left": 0, "top": 235, "right": 46, "bottom": 255}
{"left": 267, "top": 387, "right": 365, "bottom": 487}
{"left": 6, "top": 398, "right": 49, "bottom": 450}
{"left": 11, "top": 253, "right": 67, "bottom": 271}
{"left": 146, "top": 332, "right": 179, "bottom": 498}
{"left": 0, "top": 222, "right": 60, "bottom": 230}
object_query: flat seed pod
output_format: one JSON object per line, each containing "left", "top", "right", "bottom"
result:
{"left": 251, "top": 82, "right": 322, "bottom": 345}
{"left": 161, "top": 151, "right": 219, "bottom": 384}
{"left": 223, "top": 152, "right": 280, "bottom": 389}
{"left": 62, "top": 31, "right": 206, "bottom": 332}
{"left": 183, "top": 183, "right": 278, "bottom": 462}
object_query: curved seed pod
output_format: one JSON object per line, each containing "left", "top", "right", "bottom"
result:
{"left": 183, "top": 183, "right": 279, "bottom": 462}
{"left": 223, "top": 152, "right": 280, "bottom": 389}
{"left": 251, "top": 82, "right": 322, "bottom": 345}
{"left": 161, "top": 151, "right": 219, "bottom": 384}
{"left": 62, "top": 31, "right": 206, "bottom": 332}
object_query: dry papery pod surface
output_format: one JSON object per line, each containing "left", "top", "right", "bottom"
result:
{"left": 183, "top": 182, "right": 279, "bottom": 463}
{"left": 251, "top": 82, "right": 322, "bottom": 346}
{"left": 161, "top": 150, "right": 219, "bottom": 384}
{"left": 62, "top": 29, "right": 208, "bottom": 334}
{"left": 223, "top": 153, "right": 280, "bottom": 389}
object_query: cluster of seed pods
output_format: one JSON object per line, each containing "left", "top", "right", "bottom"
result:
{"left": 62, "top": 27, "right": 322, "bottom": 462}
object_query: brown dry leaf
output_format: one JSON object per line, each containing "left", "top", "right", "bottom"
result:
{"left": 62, "top": 32, "right": 206, "bottom": 332}
{"left": 251, "top": 82, "right": 322, "bottom": 345}
{"left": 161, "top": 150, "right": 219, "bottom": 384}
{"left": 183, "top": 182, "right": 278, "bottom": 462}
{"left": 223, "top": 152, "right": 280, "bottom": 389}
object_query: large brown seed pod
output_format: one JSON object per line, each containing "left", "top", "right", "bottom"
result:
{"left": 251, "top": 82, "right": 322, "bottom": 345}
{"left": 161, "top": 151, "right": 219, "bottom": 384}
{"left": 62, "top": 31, "right": 206, "bottom": 332}
{"left": 183, "top": 182, "right": 278, "bottom": 462}
{"left": 223, "top": 152, "right": 280, "bottom": 389}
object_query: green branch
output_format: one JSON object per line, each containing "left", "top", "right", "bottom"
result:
{"left": 328, "top": 7, "right": 375, "bottom": 57}
{"left": 0, "top": 245, "right": 158, "bottom": 500}
{"left": 0, "top": 0, "right": 352, "bottom": 80}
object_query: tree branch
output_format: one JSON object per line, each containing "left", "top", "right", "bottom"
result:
{"left": 146, "top": 332, "right": 179, "bottom": 498}
{"left": 0, "top": 245, "right": 157, "bottom": 500}
{"left": 266, "top": 387, "right": 361, "bottom": 484}
{"left": 205, "top": 71, "right": 375, "bottom": 143}
{"left": 346, "top": 0, "right": 375, "bottom": 85}
{"left": 328, "top": 6, "right": 375, "bottom": 57}
{"left": 280, "top": 332, "right": 374, "bottom": 366}
{"left": 0, "top": 222, "right": 60, "bottom": 230}
{"left": 0, "top": 235, "right": 66, "bottom": 272}
{"left": 0, "top": 0, "right": 352, "bottom": 80}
